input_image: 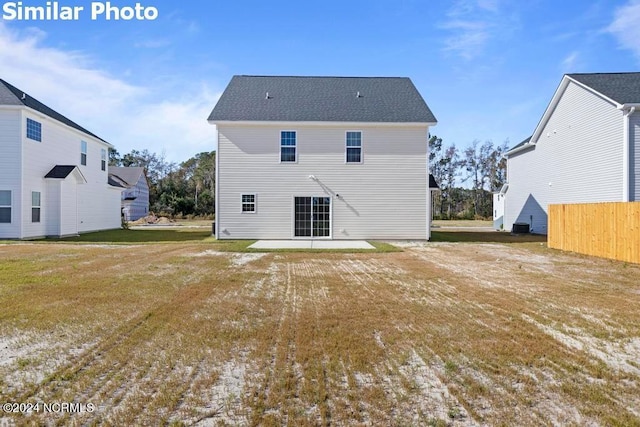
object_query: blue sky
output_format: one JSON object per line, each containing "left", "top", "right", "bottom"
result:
{"left": 1, "top": 0, "right": 639, "bottom": 163}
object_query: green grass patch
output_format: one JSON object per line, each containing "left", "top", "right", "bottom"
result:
{"left": 40, "top": 228, "right": 400, "bottom": 253}
{"left": 430, "top": 230, "right": 547, "bottom": 243}
{"left": 51, "top": 228, "right": 217, "bottom": 244}
{"left": 432, "top": 219, "right": 493, "bottom": 228}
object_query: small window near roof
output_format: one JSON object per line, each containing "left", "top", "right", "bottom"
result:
{"left": 242, "top": 194, "right": 256, "bottom": 213}
{"left": 81, "top": 141, "right": 87, "bottom": 166}
{"left": 280, "top": 131, "right": 296, "bottom": 162}
{"left": 26, "top": 118, "right": 42, "bottom": 142}
{"left": 346, "top": 131, "right": 362, "bottom": 163}
{"left": 101, "top": 149, "right": 107, "bottom": 171}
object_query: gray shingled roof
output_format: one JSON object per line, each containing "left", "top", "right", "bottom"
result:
{"left": 0, "top": 79, "right": 108, "bottom": 143}
{"left": 568, "top": 72, "right": 640, "bottom": 105}
{"left": 506, "top": 136, "right": 532, "bottom": 153}
{"left": 208, "top": 76, "right": 437, "bottom": 123}
{"left": 108, "top": 175, "right": 127, "bottom": 188}
{"left": 108, "top": 166, "right": 145, "bottom": 188}
{"left": 44, "top": 165, "right": 80, "bottom": 179}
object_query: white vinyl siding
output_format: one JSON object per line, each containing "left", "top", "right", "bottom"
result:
{"left": 504, "top": 81, "right": 625, "bottom": 234}
{"left": 0, "top": 109, "right": 21, "bottom": 237}
{"left": 631, "top": 112, "right": 640, "bottom": 201}
{"left": 20, "top": 112, "right": 120, "bottom": 238}
{"left": 217, "top": 124, "right": 429, "bottom": 239}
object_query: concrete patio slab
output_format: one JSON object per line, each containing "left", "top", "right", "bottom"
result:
{"left": 248, "top": 240, "right": 375, "bottom": 250}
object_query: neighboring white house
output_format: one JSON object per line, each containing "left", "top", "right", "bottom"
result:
{"left": 109, "top": 166, "right": 150, "bottom": 221}
{"left": 0, "top": 79, "right": 122, "bottom": 239}
{"left": 503, "top": 72, "right": 640, "bottom": 234}
{"left": 493, "top": 190, "right": 506, "bottom": 230}
{"left": 208, "top": 75, "right": 437, "bottom": 240}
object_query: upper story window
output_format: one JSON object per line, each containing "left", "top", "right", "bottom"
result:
{"left": 346, "top": 131, "right": 362, "bottom": 163}
{"left": 26, "top": 118, "right": 42, "bottom": 142}
{"left": 0, "top": 190, "right": 11, "bottom": 223}
{"left": 280, "top": 131, "right": 297, "bottom": 162}
{"left": 31, "top": 191, "right": 41, "bottom": 223}
{"left": 101, "top": 149, "right": 107, "bottom": 171}
{"left": 242, "top": 194, "right": 256, "bottom": 213}
{"left": 80, "top": 141, "right": 87, "bottom": 166}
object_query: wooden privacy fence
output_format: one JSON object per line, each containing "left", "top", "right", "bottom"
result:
{"left": 548, "top": 202, "right": 640, "bottom": 264}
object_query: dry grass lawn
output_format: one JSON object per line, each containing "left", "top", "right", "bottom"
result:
{"left": 1, "top": 240, "right": 639, "bottom": 426}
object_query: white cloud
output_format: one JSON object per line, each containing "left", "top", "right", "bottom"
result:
{"left": 607, "top": 0, "right": 640, "bottom": 59}
{"left": 477, "top": 0, "right": 500, "bottom": 13}
{"left": 0, "top": 23, "right": 220, "bottom": 163}
{"left": 440, "top": 0, "right": 502, "bottom": 60}
{"left": 561, "top": 51, "right": 580, "bottom": 72}
{"left": 441, "top": 20, "right": 490, "bottom": 60}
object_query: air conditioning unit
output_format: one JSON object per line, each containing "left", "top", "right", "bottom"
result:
{"left": 512, "top": 222, "right": 530, "bottom": 234}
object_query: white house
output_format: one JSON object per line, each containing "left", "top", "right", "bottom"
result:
{"left": 208, "top": 75, "right": 437, "bottom": 240}
{"left": 109, "top": 166, "right": 150, "bottom": 221}
{"left": 503, "top": 72, "right": 640, "bottom": 234}
{"left": 493, "top": 190, "right": 506, "bottom": 230}
{"left": 0, "top": 79, "right": 122, "bottom": 239}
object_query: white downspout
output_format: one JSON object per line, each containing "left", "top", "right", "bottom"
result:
{"left": 214, "top": 126, "right": 220, "bottom": 238}
{"left": 623, "top": 107, "right": 636, "bottom": 202}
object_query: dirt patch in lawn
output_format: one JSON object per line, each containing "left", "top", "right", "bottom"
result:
{"left": 1, "top": 242, "right": 639, "bottom": 425}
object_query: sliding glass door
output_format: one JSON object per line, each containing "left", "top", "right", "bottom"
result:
{"left": 294, "top": 196, "right": 331, "bottom": 238}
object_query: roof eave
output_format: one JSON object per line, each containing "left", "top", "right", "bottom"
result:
{"left": 20, "top": 104, "right": 113, "bottom": 147}
{"left": 566, "top": 75, "right": 621, "bottom": 107}
{"left": 618, "top": 103, "right": 640, "bottom": 110}
{"left": 505, "top": 143, "right": 535, "bottom": 157}
{"left": 209, "top": 119, "right": 437, "bottom": 127}
{"left": 529, "top": 74, "right": 628, "bottom": 145}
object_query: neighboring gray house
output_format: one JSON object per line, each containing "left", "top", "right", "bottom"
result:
{"left": 108, "top": 166, "right": 150, "bottom": 221}
{"left": 503, "top": 72, "right": 640, "bottom": 234}
{"left": 0, "top": 78, "right": 122, "bottom": 239}
{"left": 208, "top": 75, "right": 437, "bottom": 240}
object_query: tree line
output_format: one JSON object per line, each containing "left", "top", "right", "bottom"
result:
{"left": 429, "top": 135, "right": 508, "bottom": 220}
{"left": 109, "top": 136, "right": 507, "bottom": 220}
{"left": 109, "top": 149, "right": 216, "bottom": 218}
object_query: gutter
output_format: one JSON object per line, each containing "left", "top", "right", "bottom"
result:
{"left": 504, "top": 142, "right": 535, "bottom": 157}
{"left": 621, "top": 105, "right": 637, "bottom": 202}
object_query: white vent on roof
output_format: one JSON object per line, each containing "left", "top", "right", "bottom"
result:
{"left": 265, "top": 92, "right": 270, "bottom": 100}
{"left": 356, "top": 91, "right": 362, "bottom": 98}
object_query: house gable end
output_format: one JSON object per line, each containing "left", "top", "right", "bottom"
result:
{"left": 529, "top": 74, "right": 636, "bottom": 146}
{"left": 0, "top": 79, "right": 110, "bottom": 145}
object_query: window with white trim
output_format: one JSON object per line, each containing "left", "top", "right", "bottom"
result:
{"left": 101, "top": 149, "right": 107, "bottom": 171}
{"left": 26, "top": 118, "right": 42, "bottom": 142}
{"left": 280, "top": 131, "right": 296, "bottom": 162}
{"left": 346, "top": 131, "right": 362, "bottom": 163}
{"left": 241, "top": 194, "right": 256, "bottom": 213}
{"left": 0, "top": 191, "right": 11, "bottom": 223}
{"left": 81, "top": 141, "right": 87, "bottom": 166}
{"left": 32, "top": 192, "right": 41, "bottom": 223}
